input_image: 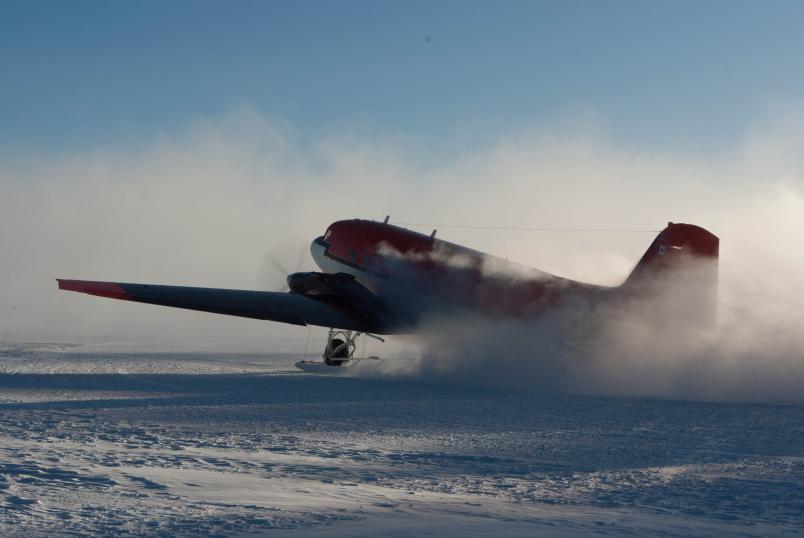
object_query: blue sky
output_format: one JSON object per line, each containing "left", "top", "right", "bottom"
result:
{"left": 3, "top": 1, "right": 804, "bottom": 156}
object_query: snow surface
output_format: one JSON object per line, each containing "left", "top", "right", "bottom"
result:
{"left": 0, "top": 342, "right": 802, "bottom": 537}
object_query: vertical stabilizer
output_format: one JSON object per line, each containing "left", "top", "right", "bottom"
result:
{"left": 622, "top": 222, "right": 719, "bottom": 326}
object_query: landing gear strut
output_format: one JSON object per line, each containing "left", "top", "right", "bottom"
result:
{"left": 323, "top": 329, "right": 385, "bottom": 366}
{"left": 323, "top": 329, "right": 356, "bottom": 366}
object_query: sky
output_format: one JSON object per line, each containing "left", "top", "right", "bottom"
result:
{"left": 3, "top": 1, "right": 804, "bottom": 355}
{"left": 3, "top": 1, "right": 804, "bottom": 156}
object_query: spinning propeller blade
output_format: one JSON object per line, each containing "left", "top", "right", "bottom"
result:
{"left": 257, "top": 237, "right": 311, "bottom": 292}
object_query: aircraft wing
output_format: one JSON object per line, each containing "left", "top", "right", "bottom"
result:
{"left": 57, "top": 279, "right": 382, "bottom": 333}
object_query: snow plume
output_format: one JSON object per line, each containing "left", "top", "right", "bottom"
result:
{"left": 376, "top": 240, "right": 477, "bottom": 270}
{"left": 2, "top": 105, "right": 804, "bottom": 403}
{"left": 376, "top": 238, "right": 562, "bottom": 284}
{"left": 398, "top": 249, "right": 804, "bottom": 406}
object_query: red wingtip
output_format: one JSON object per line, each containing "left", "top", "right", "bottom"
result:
{"left": 57, "top": 279, "right": 132, "bottom": 301}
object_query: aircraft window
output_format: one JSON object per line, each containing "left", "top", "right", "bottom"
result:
{"left": 325, "top": 229, "right": 332, "bottom": 240}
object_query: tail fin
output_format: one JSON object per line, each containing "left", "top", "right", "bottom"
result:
{"left": 623, "top": 222, "right": 719, "bottom": 326}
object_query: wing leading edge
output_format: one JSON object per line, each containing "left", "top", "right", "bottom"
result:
{"left": 56, "top": 279, "right": 381, "bottom": 333}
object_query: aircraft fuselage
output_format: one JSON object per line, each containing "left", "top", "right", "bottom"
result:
{"left": 305, "top": 219, "right": 604, "bottom": 328}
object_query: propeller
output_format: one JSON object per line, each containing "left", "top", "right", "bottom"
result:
{"left": 257, "top": 237, "right": 312, "bottom": 292}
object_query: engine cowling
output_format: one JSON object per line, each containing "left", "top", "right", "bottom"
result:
{"left": 286, "top": 272, "right": 379, "bottom": 313}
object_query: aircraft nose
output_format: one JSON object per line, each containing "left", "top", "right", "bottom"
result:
{"left": 310, "top": 236, "right": 329, "bottom": 271}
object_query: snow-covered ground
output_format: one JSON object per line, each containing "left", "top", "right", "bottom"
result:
{"left": 0, "top": 342, "right": 802, "bottom": 536}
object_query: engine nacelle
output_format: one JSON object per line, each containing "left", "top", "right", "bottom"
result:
{"left": 286, "top": 272, "right": 378, "bottom": 314}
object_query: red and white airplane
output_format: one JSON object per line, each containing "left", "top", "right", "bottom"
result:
{"left": 58, "top": 218, "right": 718, "bottom": 367}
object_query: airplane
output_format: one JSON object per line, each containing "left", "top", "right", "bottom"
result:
{"left": 57, "top": 218, "right": 719, "bottom": 369}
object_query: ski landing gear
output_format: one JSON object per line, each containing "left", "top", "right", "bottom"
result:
{"left": 323, "top": 329, "right": 357, "bottom": 366}
{"left": 295, "top": 328, "right": 385, "bottom": 373}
